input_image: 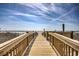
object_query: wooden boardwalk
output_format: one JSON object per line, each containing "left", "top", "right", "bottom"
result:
{"left": 29, "top": 32, "right": 57, "bottom": 56}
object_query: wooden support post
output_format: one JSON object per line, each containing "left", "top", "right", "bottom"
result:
{"left": 62, "top": 24, "right": 65, "bottom": 32}
{"left": 72, "top": 48, "right": 74, "bottom": 56}
{"left": 27, "top": 37, "right": 28, "bottom": 46}
{"left": 68, "top": 46, "right": 70, "bottom": 56}
{"left": 71, "top": 31, "right": 73, "bottom": 39}
{"left": 66, "top": 45, "right": 67, "bottom": 56}
{"left": 46, "top": 32, "right": 48, "bottom": 40}
{"left": 50, "top": 35, "right": 51, "bottom": 45}
{"left": 75, "top": 51, "right": 78, "bottom": 56}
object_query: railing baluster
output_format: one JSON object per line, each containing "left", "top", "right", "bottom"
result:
{"left": 53, "top": 36, "right": 54, "bottom": 45}
{"left": 72, "top": 48, "right": 74, "bottom": 56}
{"left": 63, "top": 43, "right": 65, "bottom": 56}
{"left": 75, "top": 50, "right": 78, "bottom": 56}
{"left": 9, "top": 50, "right": 12, "bottom": 56}
{"left": 50, "top": 35, "right": 51, "bottom": 45}
{"left": 51, "top": 36, "right": 53, "bottom": 46}
{"left": 68, "top": 46, "right": 70, "bottom": 56}
{"left": 27, "top": 37, "right": 28, "bottom": 46}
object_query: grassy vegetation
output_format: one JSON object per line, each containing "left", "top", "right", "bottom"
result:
{"left": 0, "top": 32, "right": 20, "bottom": 44}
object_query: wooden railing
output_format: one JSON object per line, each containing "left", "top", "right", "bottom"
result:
{"left": 43, "top": 32, "right": 79, "bottom": 56}
{"left": 0, "top": 32, "right": 38, "bottom": 56}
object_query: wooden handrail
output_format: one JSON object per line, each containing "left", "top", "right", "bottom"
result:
{"left": 49, "top": 33, "right": 79, "bottom": 51}
{"left": 0, "top": 32, "right": 37, "bottom": 56}
{"left": 43, "top": 32, "right": 79, "bottom": 56}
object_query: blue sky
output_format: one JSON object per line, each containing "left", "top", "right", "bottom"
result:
{"left": 0, "top": 3, "right": 79, "bottom": 31}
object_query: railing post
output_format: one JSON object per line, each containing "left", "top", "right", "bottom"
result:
{"left": 52, "top": 36, "right": 54, "bottom": 45}
{"left": 50, "top": 35, "right": 51, "bottom": 45}
{"left": 33, "top": 33, "right": 34, "bottom": 38}
{"left": 75, "top": 51, "right": 78, "bottom": 56}
{"left": 62, "top": 24, "right": 65, "bottom": 35}
{"left": 46, "top": 31, "right": 48, "bottom": 40}
{"left": 72, "top": 48, "right": 74, "bottom": 56}
{"left": 65, "top": 45, "right": 67, "bottom": 56}
{"left": 71, "top": 31, "right": 73, "bottom": 39}
{"left": 27, "top": 37, "right": 28, "bottom": 46}
{"left": 50, "top": 35, "right": 52, "bottom": 45}
{"left": 62, "top": 24, "right": 65, "bottom": 32}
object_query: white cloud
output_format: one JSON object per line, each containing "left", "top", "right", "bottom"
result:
{"left": 21, "top": 3, "right": 69, "bottom": 21}
{"left": 19, "top": 3, "right": 53, "bottom": 20}
{"left": 6, "top": 9, "right": 37, "bottom": 17}
{"left": 20, "top": 3, "right": 49, "bottom": 13}
{"left": 49, "top": 3, "right": 67, "bottom": 15}
{"left": 56, "top": 7, "right": 75, "bottom": 20}
{"left": 6, "top": 8, "right": 51, "bottom": 22}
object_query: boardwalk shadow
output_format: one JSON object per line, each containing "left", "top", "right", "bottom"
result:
{"left": 24, "top": 34, "right": 38, "bottom": 56}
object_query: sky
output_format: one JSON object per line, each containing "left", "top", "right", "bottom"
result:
{"left": 0, "top": 3, "right": 79, "bottom": 31}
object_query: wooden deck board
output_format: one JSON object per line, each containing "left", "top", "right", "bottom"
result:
{"left": 29, "top": 32, "right": 57, "bottom": 56}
